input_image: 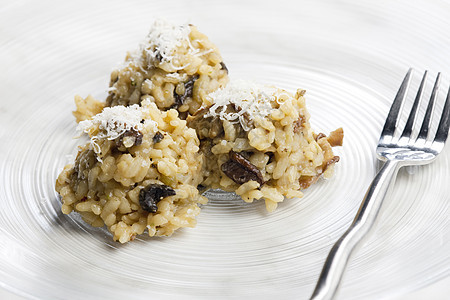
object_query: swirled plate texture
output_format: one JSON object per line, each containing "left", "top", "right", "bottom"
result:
{"left": 1, "top": 0, "right": 450, "bottom": 299}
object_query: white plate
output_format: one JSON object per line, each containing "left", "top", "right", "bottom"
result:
{"left": 1, "top": 1, "right": 449, "bottom": 299}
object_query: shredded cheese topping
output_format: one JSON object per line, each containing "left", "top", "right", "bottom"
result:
{"left": 115, "top": 19, "right": 215, "bottom": 75}
{"left": 141, "top": 19, "right": 191, "bottom": 66}
{"left": 76, "top": 105, "right": 158, "bottom": 157}
{"left": 205, "top": 80, "right": 277, "bottom": 131}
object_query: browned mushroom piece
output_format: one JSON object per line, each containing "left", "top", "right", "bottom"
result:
{"left": 188, "top": 104, "right": 247, "bottom": 140}
{"left": 327, "top": 127, "right": 344, "bottom": 147}
{"left": 221, "top": 151, "right": 265, "bottom": 185}
{"left": 152, "top": 131, "right": 164, "bottom": 144}
{"left": 139, "top": 183, "right": 176, "bottom": 213}
{"left": 315, "top": 132, "right": 326, "bottom": 141}
{"left": 173, "top": 74, "right": 200, "bottom": 108}
{"left": 298, "top": 175, "right": 319, "bottom": 190}
{"left": 116, "top": 128, "right": 143, "bottom": 148}
{"left": 298, "top": 155, "right": 340, "bottom": 189}
{"left": 71, "top": 149, "right": 96, "bottom": 183}
{"left": 187, "top": 107, "right": 223, "bottom": 139}
{"left": 293, "top": 115, "right": 305, "bottom": 133}
{"left": 220, "top": 62, "right": 228, "bottom": 74}
{"left": 299, "top": 127, "right": 342, "bottom": 190}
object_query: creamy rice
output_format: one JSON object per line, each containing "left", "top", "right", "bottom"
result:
{"left": 57, "top": 21, "right": 343, "bottom": 243}
{"left": 73, "top": 20, "right": 228, "bottom": 122}
{"left": 56, "top": 100, "right": 206, "bottom": 243}
{"left": 188, "top": 80, "right": 343, "bottom": 212}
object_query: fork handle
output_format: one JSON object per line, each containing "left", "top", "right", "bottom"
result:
{"left": 310, "top": 159, "right": 402, "bottom": 300}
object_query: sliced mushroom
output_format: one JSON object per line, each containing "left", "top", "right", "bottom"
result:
{"left": 187, "top": 107, "right": 223, "bottom": 139}
{"left": 152, "top": 131, "right": 164, "bottom": 144}
{"left": 116, "top": 128, "right": 143, "bottom": 148}
{"left": 314, "top": 128, "right": 344, "bottom": 146}
{"left": 173, "top": 75, "right": 199, "bottom": 107}
{"left": 327, "top": 127, "right": 344, "bottom": 147}
{"left": 220, "top": 62, "right": 228, "bottom": 74}
{"left": 293, "top": 115, "right": 305, "bottom": 133}
{"left": 315, "top": 132, "right": 326, "bottom": 141}
{"left": 298, "top": 155, "right": 340, "bottom": 189}
{"left": 221, "top": 151, "right": 265, "bottom": 185}
{"left": 139, "top": 184, "right": 176, "bottom": 213}
{"left": 72, "top": 149, "right": 96, "bottom": 181}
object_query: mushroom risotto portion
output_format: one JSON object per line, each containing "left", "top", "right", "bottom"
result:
{"left": 56, "top": 100, "right": 207, "bottom": 243}
{"left": 188, "top": 80, "right": 343, "bottom": 212}
{"left": 56, "top": 20, "right": 343, "bottom": 243}
{"left": 73, "top": 19, "right": 229, "bottom": 123}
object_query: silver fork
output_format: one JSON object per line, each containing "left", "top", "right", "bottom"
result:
{"left": 310, "top": 69, "right": 450, "bottom": 300}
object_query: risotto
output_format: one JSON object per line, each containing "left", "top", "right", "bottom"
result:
{"left": 56, "top": 99, "right": 207, "bottom": 243}
{"left": 57, "top": 20, "right": 343, "bottom": 243}
{"left": 73, "top": 19, "right": 229, "bottom": 123}
{"left": 188, "top": 80, "right": 343, "bottom": 212}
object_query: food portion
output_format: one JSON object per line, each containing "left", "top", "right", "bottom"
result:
{"left": 56, "top": 100, "right": 207, "bottom": 243}
{"left": 57, "top": 19, "right": 344, "bottom": 243}
{"left": 73, "top": 19, "right": 229, "bottom": 122}
{"left": 188, "top": 80, "right": 343, "bottom": 212}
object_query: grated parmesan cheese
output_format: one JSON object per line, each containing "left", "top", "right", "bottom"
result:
{"left": 165, "top": 72, "right": 187, "bottom": 81}
{"left": 205, "top": 80, "right": 277, "bottom": 131}
{"left": 115, "top": 19, "right": 214, "bottom": 75}
{"left": 141, "top": 19, "right": 191, "bottom": 66}
{"left": 77, "top": 105, "right": 157, "bottom": 157}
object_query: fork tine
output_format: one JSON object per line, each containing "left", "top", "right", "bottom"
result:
{"left": 381, "top": 68, "right": 413, "bottom": 137}
{"left": 401, "top": 71, "right": 427, "bottom": 139}
{"left": 417, "top": 73, "right": 441, "bottom": 140}
{"left": 434, "top": 84, "right": 450, "bottom": 143}
{"left": 417, "top": 73, "right": 441, "bottom": 139}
